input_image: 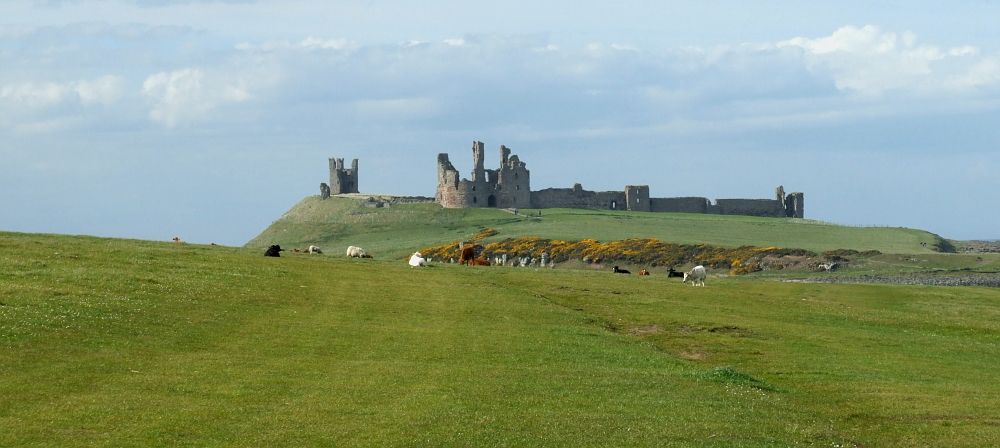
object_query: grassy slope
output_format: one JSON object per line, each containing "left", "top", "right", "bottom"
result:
{"left": 246, "top": 196, "right": 944, "bottom": 259}
{"left": 3, "top": 231, "right": 999, "bottom": 446}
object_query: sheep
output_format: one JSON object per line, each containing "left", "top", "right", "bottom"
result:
{"left": 408, "top": 252, "right": 427, "bottom": 267}
{"left": 346, "top": 246, "right": 367, "bottom": 258}
{"left": 307, "top": 245, "right": 323, "bottom": 254}
{"left": 613, "top": 266, "right": 631, "bottom": 274}
{"left": 264, "top": 245, "right": 284, "bottom": 257}
{"left": 683, "top": 265, "right": 707, "bottom": 286}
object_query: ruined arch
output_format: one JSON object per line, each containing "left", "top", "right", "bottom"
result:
{"left": 488, "top": 195, "right": 497, "bottom": 207}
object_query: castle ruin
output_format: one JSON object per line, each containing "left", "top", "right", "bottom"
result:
{"left": 435, "top": 142, "right": 530, "bottom": 208}
{"left": 434, "top": 142, "right": 804, "bottom": 218}
{"left": 329, "top": 158, "right": 359, "bottom": 194}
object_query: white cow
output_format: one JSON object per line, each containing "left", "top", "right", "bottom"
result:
{"left": 408, "top": 252, "right": 427, "bottom": 267}
{"left": 683, "top": 265, "right": 707, "bottom": 286}
{"left": 346, "top": 246, "right": 367, "bottom": 258}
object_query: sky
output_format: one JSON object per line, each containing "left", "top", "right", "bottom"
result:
{"left": 1, "top": 0, "right": 999, "bottom": 246}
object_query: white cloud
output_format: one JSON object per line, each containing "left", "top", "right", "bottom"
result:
{"left": 777, "top": 25, "right": 999, "bottom": 95}
{"left": 75, "top": 75, "right": 126, "bottom": 105}
{"left": 0, "top": 75, "right": 126, "bottom": 126}
{"left": 142, "top": 68, "right": 250, "bottom": 127}
{"left": 0, "top": 82, "right": 72, "bottom": 109}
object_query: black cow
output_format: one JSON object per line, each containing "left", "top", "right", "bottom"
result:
{"left": 667, "top": 268, "right": 685, "bottom": 278}
{"left": 612, "top": 266, "right": 631, "bottom": 274}
{"left": 264, "top": 245, "right": 284, "bottom": 257}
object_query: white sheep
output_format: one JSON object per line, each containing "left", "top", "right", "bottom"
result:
{"left": 346, "top": 246, "right": 367, "bottom": 258}
{"left": 684, "top": 265, "right": 707, "bottom": 286}
{"left": 307, "top": 245, "right": 323, "bottom": 254}
{"left": 408, "top": 252, "right": 427, "bottom": 267}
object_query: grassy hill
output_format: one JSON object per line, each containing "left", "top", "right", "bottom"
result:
{"left": 4, "top": 231, "right": 1000, "bottom": 446}
{"left": 247, "top": 196, "right": 947, "bottom": 259}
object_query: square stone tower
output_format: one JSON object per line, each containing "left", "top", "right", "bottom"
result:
{"left": 329, "top": 158, "right": 359, "bottom": 194}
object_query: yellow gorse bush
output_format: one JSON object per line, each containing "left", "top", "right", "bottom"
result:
{"left": 420, "top": 234, "right": 816, "bottom": 275}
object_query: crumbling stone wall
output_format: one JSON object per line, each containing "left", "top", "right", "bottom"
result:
{"left": 329, "top": 158, "right": 359, "bottom": 194}
{"left": 649, "top": 197, "right": 711, "bottom": 214}
{"left": 530, "top": 184, "right": 627, "bottom": 210}
{"left": 714, "top": 199, "right": 786, "bottom": 217}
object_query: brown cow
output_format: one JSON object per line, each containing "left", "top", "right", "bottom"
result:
{"left": 471, "top": 258, "right": 491, "bottom": 266}
{"left": 638, "top": 269, "right": 650, "bottom": 275}
{"left": 459, "top": 246, "right": 476, "bottom": 265}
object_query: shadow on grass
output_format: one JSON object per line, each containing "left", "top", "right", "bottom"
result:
{"left": 696, "top": 366, "right": 788, "bottom": 392}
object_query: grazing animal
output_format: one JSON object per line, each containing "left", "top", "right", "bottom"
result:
{"left": 264, "top": 245, "right": 284, "bottom": 257}
{"left": 172, "top": 237, "right": 183, "bottom": 243}
{"left": 612, "top": 266, "right": 631, "bottom": 274}
{"left": 638, "top": 269, "right": 650, "bottom": 275}
{"left": 307, "top": 245, "right": 322, "bottom": 254}
{"left": 291, "top": 248, "right": 301, "bottom": 253}
{"left": 471, "top": 258, "right": 491, "bottom": 266}
{"left": 408, "top": 252, "right": 427, "bottom": 267}
{"left": 210, "top": 243, "right": 218, "bottom": 246}
{"left": 683, "top": 265, "right": 707, "bottom": 286}
{"left": 346, "top": 246, "right": 367, "bottom": 258}
{"left": 361, "top": 254, "right": 373, "bottom": 259}
{"left": 459, "top": 246, "right": 476, "bottom": 265}
{"left": 667, "top": 268, "right": 685, "bottom": 278}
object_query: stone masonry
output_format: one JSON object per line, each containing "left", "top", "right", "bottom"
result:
{"left": 329, "top": 158, "right": 359, "bottom": 194}
{"left": 433, "top": 141, "right": 804, "bottom": 218}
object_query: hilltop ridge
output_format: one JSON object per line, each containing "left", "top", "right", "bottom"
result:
{"left": 247, "top": 196, "right": 946, "bottom": 259}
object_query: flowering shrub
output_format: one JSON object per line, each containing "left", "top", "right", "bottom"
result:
{"left": 420, "top": 235, "right": 818, "bottom": 275}
{"left": 417, "top": 228, "right": 498, "bottom": 261}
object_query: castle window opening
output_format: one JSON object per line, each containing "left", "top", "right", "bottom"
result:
{"left": 611, "top": 201, "right": 617, "bottom": 209}
{"left": 472, "top": 186, "right": 476, "bottom": 191}
{"left": 473, "top": 196, "right": 477, "bottom": 204}
{"left": 488, "top": 195, "right": 497, "bottom": 207}
{"left": 516, "top": 185, "right": 519, "bottom": 190}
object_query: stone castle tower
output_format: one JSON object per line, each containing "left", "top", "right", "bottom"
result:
{"left": 435, "top": 141, "right": 530, "bottom": 208}
{"left": 329, "top": 158, "right": 359, "bottom": 194}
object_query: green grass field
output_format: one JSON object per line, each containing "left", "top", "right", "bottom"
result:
{"left": 246, "top": 196, "right": 946, "bottom": 259}
{"left": 4, "top": 231, "right": 999, "bottom": 446}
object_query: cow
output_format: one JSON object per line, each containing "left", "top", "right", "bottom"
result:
{"left": 291, "top": 248, "right": 301, "bottom": 253}
{"left": 667, "top": 267, "right": 685, "bottom": 278}
{"left": 459, "top": 246, "right": 475, "bottom": 265}
{"left": 471, "top": 258, "right": 491, "bottom": 266}
{"left": 409, "top": 252, "right": 427, "bottom": 267}
{"left": 361, "top": 254, "right": 373, "bottom": 259}
{"left": 612, "top": 266, "right": 631, "bottom": 274}
{"left": 683, "top": 265, "right": 707, "bottom": 286}
{"left": 346, "top": 246, "right": 367, "bottom": 258}
{"left": 264, "top": 245, "right": 284, "bottom": 257}
{"left": 638, "top": 269, "right": 650, "bottom": 276}
{"left": 172, "top": 237, "right": 183, "bottom": 243}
